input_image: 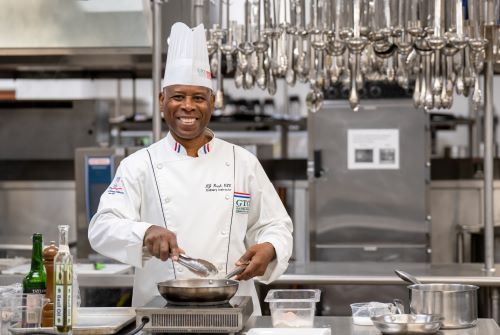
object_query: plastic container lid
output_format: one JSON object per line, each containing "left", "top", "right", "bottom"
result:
{"left": 264, "top": 289, "right": 321, "bottom": 303}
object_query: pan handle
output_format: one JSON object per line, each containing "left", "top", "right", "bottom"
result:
{"left": 225, "top": 265, "right": 247, "bottom": 279}
{"left": 394, "top": 269, "right": 422, "bottom": 285}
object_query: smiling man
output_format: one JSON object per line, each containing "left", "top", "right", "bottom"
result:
{"left": 88, "top": 22, "right": 293, "bottom": 313}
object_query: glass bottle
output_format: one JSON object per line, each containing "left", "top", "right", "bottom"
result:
{"left": 54, "top": 225, "right": 73, "bottom": 334}
{"left": 23, "top": 233, "right": 47, "bottom": 295}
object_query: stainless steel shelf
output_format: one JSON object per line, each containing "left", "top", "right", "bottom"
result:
{"left": 278, "top": 262, "right": 500, "bottom": 286}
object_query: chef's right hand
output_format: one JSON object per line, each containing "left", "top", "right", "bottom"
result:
{"left": 143, "top": 225, "right": 181, "bottom": 262}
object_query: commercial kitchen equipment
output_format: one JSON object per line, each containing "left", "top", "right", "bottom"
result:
{"left": 75, "top": 147, "right": 131, "bottom": 258}
{"left": 0, "top": 0, "right": 498, "bottom": 273}
{"left": 135, "top": 295, "right": 252, "bottom": 334}
{"left": 308, "top": 99, "right": 429, "bottom": 262}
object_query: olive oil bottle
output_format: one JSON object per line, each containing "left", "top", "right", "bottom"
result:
{"left": 54, "top": 225, "right": 73, "bottom": 334}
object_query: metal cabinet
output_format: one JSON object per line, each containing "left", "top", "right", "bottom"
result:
{"left": 308, "top": 99, "right": 430, "bottom": 262}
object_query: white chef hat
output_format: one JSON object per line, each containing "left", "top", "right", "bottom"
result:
{"left": 162, "top": 22, "right": 213, "bottom": 91}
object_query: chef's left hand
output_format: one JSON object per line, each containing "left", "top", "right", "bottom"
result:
{"left": 234, "top": 242, "right": 276, "bottom": 281}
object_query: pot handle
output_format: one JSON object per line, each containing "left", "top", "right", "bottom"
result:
{"left": 394, "top": 269, "right": 422, "bottom": 285}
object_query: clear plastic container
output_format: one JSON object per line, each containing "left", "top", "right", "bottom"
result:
{"left": 350, "top": 302, "right": 396, "bottom": 326}
{"left": 264, "top": 289, "right": 321, "bottom": 328}
{"left": 0, "top": 293, "right": 48, "bottom": 333}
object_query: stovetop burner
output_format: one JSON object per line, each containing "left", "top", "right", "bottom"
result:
{"left": 144, "top": 295, "right": 249, "bottom": 308}
{"left": 135, "top": 296, "right": 253, "bottom": 334}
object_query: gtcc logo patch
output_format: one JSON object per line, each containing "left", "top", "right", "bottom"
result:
{"left": 234, "top": 192, "right": 251, "bottom": 214}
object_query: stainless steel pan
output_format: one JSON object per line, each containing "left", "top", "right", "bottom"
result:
{"left": 157, "top": 266, "right": 246, "bottom": 305}
{"left": 371, "top": 314, "right": 443, "bottom": 334}
{"left": 157, "top": 278, "right": 239, "bottom": 305}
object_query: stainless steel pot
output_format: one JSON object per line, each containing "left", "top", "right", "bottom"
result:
{"left": 395, "top": 270, "right": 478, "bottom": 329}
{"left": 157, "top": 278, "right": 239, "bottom": 305}
{"left": 408, "top": 283, "right": 478, "bottom": 329}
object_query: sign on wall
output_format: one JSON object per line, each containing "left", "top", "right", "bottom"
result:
{"left": 347, "top": 129, "right": 400, "bottom": 170}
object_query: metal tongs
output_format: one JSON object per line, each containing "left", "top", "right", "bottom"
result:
{"left": 142, "top": 247, "right": 218, "bottom": 277}
{"left": 177, "top": 254, "right": 219, "bottom": 277}
{"left": 142, "top": 247, "right": 247, "bottom": 278}
{"left": 175, "top": 256, "right": 247, "bottom": 279}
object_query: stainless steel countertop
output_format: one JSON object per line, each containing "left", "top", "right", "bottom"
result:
{"left": 241, "top": 317, "right": 500, "bottom": 335}
{"left": 2, "top": 262, "right": 500, "bottom": 287}
{"left": 0, "top": 236, "right": 77, "bottom": 251}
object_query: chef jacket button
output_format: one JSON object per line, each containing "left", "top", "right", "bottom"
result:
{"left": 156, "top": 163, "right": 163, "bottom": 169}
{"left": 225, "top": 195, "right": 230, "bottom": 200}
{"left": 218, "top": 265, "right": 224, "bottom": 271}
{"left": 177, "top": 267, "right": 183, "bottom": 272}
{"left": 225, "top": 162, "right": 230, "bottom": 166}
{"left": 221, "top": 230, "right": 227, "bottom": 235}
{"left": 164, "top": 197, "right": 170, "bottom": 203}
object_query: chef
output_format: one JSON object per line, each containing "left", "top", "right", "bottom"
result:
{"left": 88, "top": 22, "right": 293, "bottom": 314}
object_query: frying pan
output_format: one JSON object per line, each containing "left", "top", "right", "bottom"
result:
{"left": 157, "top": 266, "right": 246, "bottom": 305}
{"left": 157, "top": 278, "right": 239, "bottom": 305}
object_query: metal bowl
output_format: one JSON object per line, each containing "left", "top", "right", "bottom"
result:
{"left": 371, "top": 314, "right": 443, "bottom": 334}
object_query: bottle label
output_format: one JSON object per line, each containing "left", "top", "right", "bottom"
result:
{"left": 25, "top": 288, "right": 46, "bottom": 294}
{"left": 67, "top": 285, "right": 72, "bottom": 325}
{"left": 55, "top": 284, "right": 64, "bottom": 326}
{"left": 54, "top": 263, "right": 73, "bottom": 327}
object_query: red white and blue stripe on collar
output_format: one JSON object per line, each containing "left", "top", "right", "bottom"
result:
{"left": 173, "top": 142, "right": 181, "bottom": 153}
{"left": 203, "top": 143, "right": 210, "bottom": 154}
{"left": 234, "top": 192, "right": 251, "bottom": 199}
{"left": 172, "top": 142, "right": 211, "bottom": 155}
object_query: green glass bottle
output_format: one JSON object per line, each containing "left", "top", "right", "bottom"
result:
{"left": 23, "top": 233, "right": 47, "bottom": 294}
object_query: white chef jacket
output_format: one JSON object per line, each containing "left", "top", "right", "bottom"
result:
{"left": 88, "top": 130, "right": 293, "bottom": 313}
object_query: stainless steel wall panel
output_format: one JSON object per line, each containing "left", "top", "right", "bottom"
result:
{"left": 0, "top": 181, "right": 76, "bottom": 246}
{"left": 430, "top": 180, "right": 500, "bottom": 263}
{"left": 0, "top": 0, "right": 150, "bottom": 49}
{"left": 0, "top": 100, "right": 110, "bottom": 160}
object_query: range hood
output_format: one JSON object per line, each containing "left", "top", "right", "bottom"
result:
{"left": 0, "top": 0, "right": 217, "bottom": 78}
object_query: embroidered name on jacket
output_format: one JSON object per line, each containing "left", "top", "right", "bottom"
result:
{"left": 205, "top": 183, "right": 232, "bottom": 192}
{"left": 234, "top": 192, "right": 251, "bottom": 214}
{"left": 107, "top": 177, "right": 125, "bottom": 195}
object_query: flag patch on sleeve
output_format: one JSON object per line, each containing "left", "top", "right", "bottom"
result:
{"left": 107, "top": 177, "right": 125, "bottom": 195}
